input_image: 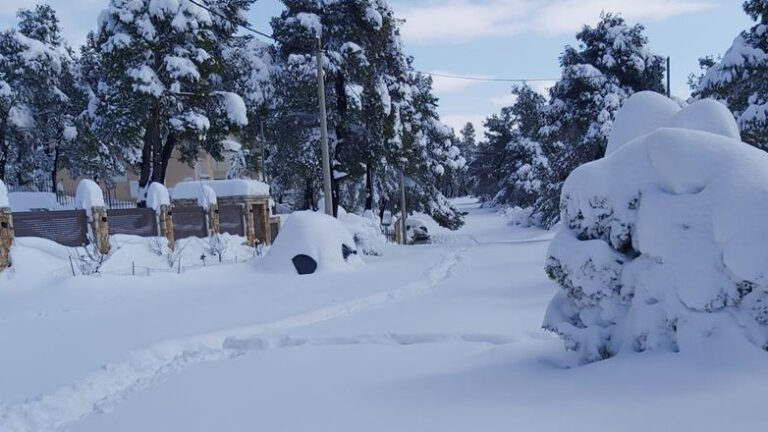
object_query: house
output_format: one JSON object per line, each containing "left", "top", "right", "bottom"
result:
{"left": 58, "top": 141, "right": 256, "bottom": 203}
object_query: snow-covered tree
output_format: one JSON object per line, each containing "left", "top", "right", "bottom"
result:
{"left": 695, "top": 1, "right": 768, "bottom": 149}
{"left": 534, "top": 13, "right": 666, "bottom": 228}
{"left": 93, "top": 0, "right": 251, "bottom": 203}
{"left": 0, "top": 5, "right": 73, "bottom": 187}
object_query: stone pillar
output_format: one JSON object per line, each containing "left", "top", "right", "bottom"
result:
{"left": 244, "top": 203, "right": 257, "bottom": 247}
{"left": 253, "top": 202, "right": 272, "bottom": 246}
{"left": 207, "top": 204, "right": 220, "bottom": 235}
{"left": 158, "top": 204, "right": 176, "bottom": 250}
{"left": 91, "top": 206, "right": 111, "bottom": 255}
{"left": 0, "top": 208, "right": 13, "bottom": 271}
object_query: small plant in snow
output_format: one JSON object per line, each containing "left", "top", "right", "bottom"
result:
{"left": 149, "top": 237, "right": 185, "bottom": 269}
{"left": 206, "top": 234, "right": 229, "bottom": 263}
{"left": 68, "top": 240, "right": 121, "bottom": 276}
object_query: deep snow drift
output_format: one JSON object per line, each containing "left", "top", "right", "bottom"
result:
{"left": 545, "top": 92, "right": 768, "bottom": 363}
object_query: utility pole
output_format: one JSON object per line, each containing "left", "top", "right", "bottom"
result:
{"left": 259, "top": 119, "right": 267, "bottom": 183}
{"left": 667, "top": 56, "right": 671, "bottom": 98}
{"left": 399, "top": 162, "right": 407, "bottom": 245}
{"left": 316, "top": 34, "right": 334, "bottom": 217}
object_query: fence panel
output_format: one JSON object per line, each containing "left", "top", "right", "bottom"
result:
{"left": 108, "top": 208, "right": 158, "bottom": 237}
{"left": 218, "top": 205, "right": 245, "bottom": 237}
{"left": 172, "top": 206, "right": 207, "bottom": 240}
{"left": 13, "top": 210, "right": 89, "bottom": 247}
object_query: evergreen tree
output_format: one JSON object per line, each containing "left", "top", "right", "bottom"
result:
{"left": 535, "top": 13, "right": 666, "bottom": 228}
{"left": 695, "top": 0, "right": 768, "bottom": 149}
{"left": 93, "top": 0, "right": 251, "bottom": 203}
{"left": 0, "top": 5, "right": 73, "bottom": 188}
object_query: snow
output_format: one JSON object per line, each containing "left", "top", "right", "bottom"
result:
{"left": 62, "top": 125, "right": 78, "bottom": 142}
{"left": 335, "top": 207, "right": 385, "bottom": 256}
{"left": 149, "top": 0, "right": 179, "bottom": 18}
{"left": 216, "top": 91, "right": 248, "bottom": 126}
{"left": 75, "top": 180, "right": 105, "bottom": 218}
{"left": 2, "top": 199, "right": 768, "bottom": 431}
{"left": 0, "top": 180, "right": 7, "bottom": 208}
{"left": 547, "top": 94, "right": 768, "bottom": 363}
{"left": 605, "top": 91, "right": 680, "bottom": 156}
{"left": 7, "top": 193, "right": 63, "bottom": 212}
{"left": 172, "top": 179, "right": 269, "bottom": 199}
{"left": 257, "top": 211, "right": 362, "bottom": 274}
{"left": 145, "top": 182, "right": 170, "bottom": 213}
{"left": 290, "top": 12, "right": 322, "bottom": 37}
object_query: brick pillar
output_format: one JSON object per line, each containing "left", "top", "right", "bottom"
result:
{"left": 0, "top": 208, "right": 13, "bottom": 271}
{"left": 253, "top": 202, "right": 272, "bottom": 246}
{"left": 91, "top": 206, "right": 111, "bottom": 255}
{"left": 244, "top": 202, "right": 257, "bottom": 247}
{"left": 158, "top": 204, "right": 176, "bottom": 250}
{"left": 208, "top": 204, "right": 220, "bottom": 235}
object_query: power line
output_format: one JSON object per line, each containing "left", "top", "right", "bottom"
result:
{"left": 183, "top": 0, "right": 275, "bottom": 41}
{"left": 421, "top": 72, "right": 562, "bottom": 83}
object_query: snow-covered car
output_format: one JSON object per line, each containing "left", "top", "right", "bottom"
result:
{"left": 406, "top": 218, "right": 431, "bottom": 245}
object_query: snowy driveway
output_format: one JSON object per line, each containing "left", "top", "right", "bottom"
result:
{"left": 2, "top": 200, "right": 767, "bottom": 432}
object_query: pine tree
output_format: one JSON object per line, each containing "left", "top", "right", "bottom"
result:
{"left": 695, "top": 1, "right": 768, "bottom": 149}
{"left": 0, "top": 5, "right": 73, "bottom": 188}
{"left": 93, "top": 0, "right": 251, "bottom": 203}
{"left": 535, "top": 13, "right": 666, "bottom": 228}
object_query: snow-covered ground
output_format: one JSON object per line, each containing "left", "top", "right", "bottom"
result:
{"left": 1, "top": 199, "right": 767, "bottom": 431}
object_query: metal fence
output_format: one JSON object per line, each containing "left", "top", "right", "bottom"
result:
{"left": 219, "top": 205, "right": 245, "bottom": 237}
{"left": 13, "top": 210, "right": 89, "bottom": 247}
{"left": 108, "top": 208, "right": 158, "bottom": 237}
{"left": 172, "top": 206, "right": 208, "bottom": 240}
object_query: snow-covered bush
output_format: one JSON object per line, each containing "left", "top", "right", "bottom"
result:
{"left": 544, "top": 92, "right": 768, "bottom": 363}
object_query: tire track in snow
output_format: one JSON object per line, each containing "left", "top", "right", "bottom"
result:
{"left": 0, "top": 247, "right": 468, "bottom": 432}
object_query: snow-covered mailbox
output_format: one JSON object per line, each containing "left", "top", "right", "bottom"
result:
{"left": 0, "top": 180, "right": 12, "bottom": 271}
{"left": 171, "top": 179, "right": 274, "bottom": 246}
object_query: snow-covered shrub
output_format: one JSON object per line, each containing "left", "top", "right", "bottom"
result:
{"left": 544, "top": 92, "right": 768, "bottom": 363}
{"left": 149, "top": 236, "right": 184, "bottom": 269}
{"left": 68, "top": 240, "right": 121, "bottom": 276}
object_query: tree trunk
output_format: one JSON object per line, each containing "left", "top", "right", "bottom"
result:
{"left": 154, "top": 132, "right": 176, "bottom": 185}
{"left": 364, "top": 163, "right": 374, "bottom": 211}
{"left": 50, "top": 138, "right": 60, "bottom": 193}
{"left": 0, "top": 115, "right": 7, "bottom": 182}
{"left": 304, "top": 177, "right": 315, "bottom": 211}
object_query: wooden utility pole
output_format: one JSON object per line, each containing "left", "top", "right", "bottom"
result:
{"left": 399, "top": 164, "right": 407, "bottom": 245}
{"left": 667, "top": 56, "right": 671, "bottom": 98}
{"left": 316, "top": 35, "right": 334, "bottom": 217}
{"left": 259, "top": 119, "right": 267, "bottom": 182}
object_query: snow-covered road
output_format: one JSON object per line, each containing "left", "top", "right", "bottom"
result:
{"left": 2, "top": 200, "right": 768, "bottom": 431}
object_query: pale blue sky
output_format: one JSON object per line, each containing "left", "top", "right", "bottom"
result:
{"left": 0, "top": 0, "right": 754, "bottom": 136}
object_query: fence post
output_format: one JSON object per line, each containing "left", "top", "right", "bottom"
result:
{"left": 253, "top": 201, "right": 272, "bottom": 246}
{"left": 91, "top": 206, "right": 111, "bottom": 255}
{"left": 244, "top": 202, "right": 257, "bottom": 247}
{"left": 208, "top": 204, "right": 220, "bottom": 235}
{"left": 158, "top": 204, "right": 176, "bottom": 250}
{"left": 0, "top": 207, "right": 13, "bottom": 271}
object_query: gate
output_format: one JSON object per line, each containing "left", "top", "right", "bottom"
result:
{"left": 108, "top": 208, "right": 158, "bottom": 237}
{"left": 13, "top": 210, "right": 89, "bottom": 247}
{"left": 218, "top": 205, "right": 245, "bottom": 236}
{"left": 172, "top": 206, "right": 207, "bottom": 240}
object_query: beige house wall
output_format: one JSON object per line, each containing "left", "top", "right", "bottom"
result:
{"left": 58, "top": 148, "right": 244, "bottom": 202}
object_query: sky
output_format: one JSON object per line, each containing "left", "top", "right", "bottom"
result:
{"left": 0, "top": 0, "right": 755, "bottom": 140}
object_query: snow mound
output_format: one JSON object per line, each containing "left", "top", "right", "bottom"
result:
{"left": 0, "top": 180, "right": 9, "bottom": 208}
{"left": 75, "top": 180, "right": 105, "bottom": 218}
{"left": 146, "top": 183, "right": 170, "bottom": 212}
{"left": 545, "top": 95, "right": 768, "bottom": 364}
{"left": 336, "top": 207, "right": 385, "bottom": 256}
{"left": 173, "top": 179, "right": 269, "bottom": 199}
{"left": 606, "top": 91, "right": 681, "bottom": 156}
{"left": 172, "top": 182, "right": 217, "bottom": 208}
{"left": 257, "top": 211, "right": 362, "bottom": 275}
{"left": 605, "top": 92, "right": 740, "bottom": 157}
